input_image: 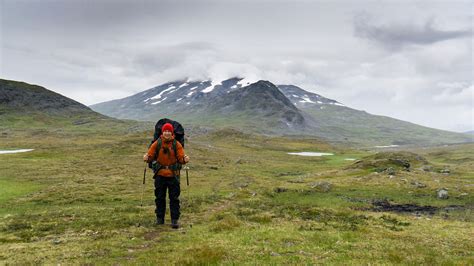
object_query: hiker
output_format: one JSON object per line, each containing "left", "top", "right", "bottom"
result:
{"left": 143, "top": 122, "right": 190, "bottom": 228}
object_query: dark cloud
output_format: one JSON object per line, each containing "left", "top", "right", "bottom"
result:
{"left": 353, "top": 13, "right": 471, "bottom": 50}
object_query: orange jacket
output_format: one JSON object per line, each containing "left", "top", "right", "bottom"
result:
{"left": 147, "top": 135, "right": 186, "bottom": 177}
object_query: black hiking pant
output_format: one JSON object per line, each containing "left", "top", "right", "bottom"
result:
{"left": 154, "top": 175, "right": 180, "bottom": 220}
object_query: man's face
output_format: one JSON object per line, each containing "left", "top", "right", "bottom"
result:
{"left": 163, "top": 130, "right": 172, "bottom": 139}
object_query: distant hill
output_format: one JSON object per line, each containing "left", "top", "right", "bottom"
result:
{"left": 90, "top": 77, "right": 472, "bottom": 146}
{"left": 0, "top": 79, "right": 109, "bottom": 129}
{"left": 0, "top": 79, "right": 96, "bottom": 115}
{"left": 464, "top": 130, "right": 474, "bottom": 134}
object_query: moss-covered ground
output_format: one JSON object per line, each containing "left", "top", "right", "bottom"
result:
{"left": 0, "top": 124, "right": 472, "bottom": 264}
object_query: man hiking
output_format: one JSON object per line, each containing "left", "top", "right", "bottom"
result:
{"left": 143, "top": 122, "right": 190, "bottom": 228}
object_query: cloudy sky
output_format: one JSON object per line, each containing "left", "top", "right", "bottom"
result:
{"left": 1, "top": 0, "right": 472, "bottom": 132}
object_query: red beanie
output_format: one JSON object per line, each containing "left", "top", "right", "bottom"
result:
{"left": 162, "top": 123, "right": 174, "bottom": 134}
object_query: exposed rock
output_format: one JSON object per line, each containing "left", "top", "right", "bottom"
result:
{"left": 411, "top": 181, "right": 427, "bottom": 188}
{"left": 437, "top": 188, "right": 449, "bottom": 199}
{"left": 439, "top": 168, "right": 450, "bottom": 174}
{"left": 386, "top": 167, "right": 396, "bottom": 175}
{"left": 309, "top": 181, "right": 332, "bottom": 192}
{"left": 422, "top": 165, "right": 433, "bottom": 172}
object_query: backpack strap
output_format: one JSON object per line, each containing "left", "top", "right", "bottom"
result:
{"left": 155, "top": 138, "right": 162, "bottom": 158}
{"left": 151, "top": 139, "right": 163, "bottom": 173}
{"left": 172, "top": 139, "right": 183, "bottom": 172}
{"left": 172, "top": 139, "right": 177, "bottom": 155}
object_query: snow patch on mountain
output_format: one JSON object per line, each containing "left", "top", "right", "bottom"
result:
{"left": 237, "top": 77, "right": 258, "bottom": 87}
{"left": 178, "top": 83, "right": 189, "bottom": 88}
{"left": 150, "top": 85, "right": 176, "bottom": 100}
{"left": 299, "top": 95, "right": 316, "bottom": 104}
{"left": 151, "top": 97, "right": 167, "bottom": 105}
{"left": 202, "top": 80, "right": 222, "bottom": 93}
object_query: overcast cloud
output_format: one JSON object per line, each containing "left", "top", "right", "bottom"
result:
{"left": 0, "top": 0, "right": 472, "bottom": 132}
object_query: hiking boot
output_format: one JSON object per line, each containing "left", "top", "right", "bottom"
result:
{"left": 156, "top": 217, "right": 165, "bottom": 225}
{"left": 171, "top": 219, "right": 179, "bottom": 229}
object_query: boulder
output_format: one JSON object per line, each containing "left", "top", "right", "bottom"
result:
{"left": 439, "top": 168, "right": 450, "bottom": 174}
{"left": 411, "top": 181, "right": 427, "bottom": 188}
{"left": 309, "top": 181, "right": 332, "bottom": 192}
{"left": 436, "top": 188, "right": 449, "bottom": 199}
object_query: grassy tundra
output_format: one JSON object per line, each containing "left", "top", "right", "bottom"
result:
{"left": 0, "top": 121, "right": 473, "bottom": 265}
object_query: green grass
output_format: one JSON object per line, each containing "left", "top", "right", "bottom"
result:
{"left": 0, "top": 179, "right": 42, "bottom": 204}
{"left": 0, "top": 122, "right": 472, "bottom": 264}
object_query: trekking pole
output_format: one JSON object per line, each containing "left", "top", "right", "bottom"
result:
{"left": 182, "top": 165, "right": 190, "bottom": 209}
{"left": 137, "top": 164, "right": 147, "bottom": 227}
{"left": 184, "top": 165, "right": 190, "bottom": 186}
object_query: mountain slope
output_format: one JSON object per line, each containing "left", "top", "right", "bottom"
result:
{"left": 0, "top": 79, "right": 111, "bottom": 130}
{"left": 278, "top": 84, "right": 473, "bottom": 145}
{"left": 90, "top": 77, "right": 255, "bottom": 120}
{"left": 204, "top": 80, "right": 309, "bottom": 132}
{"left": 0, "top": 79, "right": 96, "bottom": 115}
{"left": 91, "top": 78, "right": 310, "bottom": 133}
{"left": 90, "top": 77, "right": 472, "bottom": 146}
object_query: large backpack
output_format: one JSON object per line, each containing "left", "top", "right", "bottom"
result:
{"left": 149, "top": 118, "right": 185, "bottom": 174}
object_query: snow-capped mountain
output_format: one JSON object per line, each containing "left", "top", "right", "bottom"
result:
{"left": 90, "top": 77, "right": 473, "bottom": 145}
{"left": 91, "top": 78, "right": 312, "bottom": 133}
{"left": 91, "top": 78, "right": 258, "bottom": 117}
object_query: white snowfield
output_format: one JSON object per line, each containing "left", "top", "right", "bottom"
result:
{"left": 0, "top": 149, "right": 34, "bottom": 154}
{"left": 374, "top": 145, "right": 400, "bottom": 148}
{"left": 237, "top": 77, "right": 258, "bottom": 87}
{"left": 290, "top": 93, "right": 344, "bottom": 107}
{"left": 288, "top": 152, "right": 334, "bottom": 156}
{"left": 201, "top": 80, "right": 222, "bottom": 93}
{"left": 299, "top": 95, "right": 316, "bottom": 103}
